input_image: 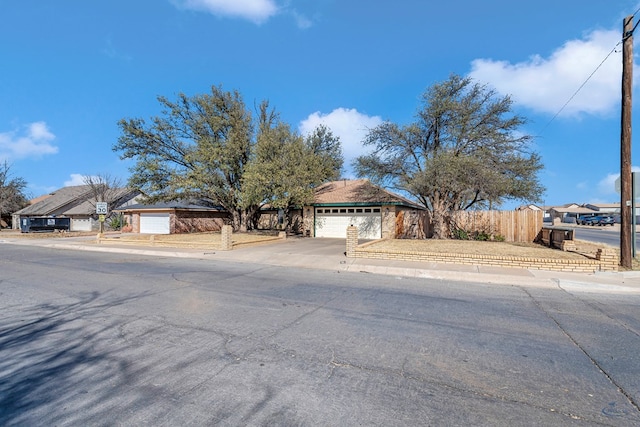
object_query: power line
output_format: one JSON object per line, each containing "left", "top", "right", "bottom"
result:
{"left": 539, "top": 41, "right": 621, "bottom": 133}
{"left": 540, "top": 10, "right": 640, "bottom": 134}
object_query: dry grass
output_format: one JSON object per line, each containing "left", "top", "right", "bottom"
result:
{"left": 98, "top": 231, "right": 282, "bottom": 248}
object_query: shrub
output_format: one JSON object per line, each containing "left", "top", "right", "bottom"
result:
{"left": 107, "top": 215, "right": 127, "bottom": 230}
{"left": 451, "top": 228, "right": 469, "bottom": 240}
{"left": 473, "top": 231, "right": 491, "bottom": 241}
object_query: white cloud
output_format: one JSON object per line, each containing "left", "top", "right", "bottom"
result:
{"left": 597, "top": 172, "right": 621, "bottom": 195}
{"left": 290, "top": 10, "right": 312, "bottom": 29}
{"left": 0, "top": 121, "right": 59, "bottom": 161}
{"left": 596, "top": 166, "right": 640, "bottom": 195}
{"left": 64, "top": 173, "right": 90, "bottom": 187}
{"left": 469, "top": 29, "right": 625, "bottom": 117}
{"left": 173, "top": 0, "right": 278, "bottom": 24}
{"left": 299, "top": 108, "right": 383, "bottom": 177}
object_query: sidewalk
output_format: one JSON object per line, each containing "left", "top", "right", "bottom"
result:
{"left": 3, "top": 234, "right": 640, "bottom": 294}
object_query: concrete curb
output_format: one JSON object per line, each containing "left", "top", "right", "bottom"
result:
{"left": 3, "top": 237, "right": 639, "bottom": 293}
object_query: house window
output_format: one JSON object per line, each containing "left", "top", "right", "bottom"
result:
{"left": 348, "top": 208, "right": 354, "bottom": 213}
{"left": 364, "top": 208, "right": 372, "bottom": 213}
{"left": 356, "top": 209, "right": 363, "bottom": 213}
{"left": 339, "top": 209, "right": 346, "bottom": 213}
{"left": 332, "top": 209, "right": 339, "bottom": 213}
{"left": 373, "top": 208, "right": 381, "bottom": 213}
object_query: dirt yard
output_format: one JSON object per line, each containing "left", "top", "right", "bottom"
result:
{"left": 367, "top": 238, "right": 607, "bottom": 260}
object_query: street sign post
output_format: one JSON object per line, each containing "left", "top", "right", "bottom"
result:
{"left": 96, "top": 202, "right": 108, "bottom": 215}
{"left": 96, "top": 202, "right": 108, "bottom": 233}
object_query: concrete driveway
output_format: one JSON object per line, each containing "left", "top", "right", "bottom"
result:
{"left": 213, "top": 236, "right": 349, "bottom": 266}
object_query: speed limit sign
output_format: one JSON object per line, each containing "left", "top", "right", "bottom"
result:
{"left": 96, "top": 202, "right": 108, "bottom": 215}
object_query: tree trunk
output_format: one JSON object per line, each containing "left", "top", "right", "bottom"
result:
{"left": 238, "top": 211, "right": 248, "bottom": 233}
{"left": 431, "top": 200, "right": 451, "bottom": 239}
{"left": 245, "top": 206, "right": 260, "bottom": 231}
{"left": 283, "top": 208, "right": 293, "bottom": 235}
{"left": 231, "top": 210, "right": 244, "bottom": 232}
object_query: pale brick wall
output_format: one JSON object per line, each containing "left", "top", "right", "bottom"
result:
{"left": 349, "top": 244, "right": 617, "bottom": 273}
{"left": 345, "top": 225, "right": 619, "bottom": 273}
{"left": 346, "top": 226, "right": 358, "bottom": 257}
{"left": 596, "top": 248, "right": 619, "bottom": 272}
{"left": 221, "top": 225, "right": 233, "bottom": 251}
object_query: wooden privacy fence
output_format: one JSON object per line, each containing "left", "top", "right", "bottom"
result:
{"left": 449, "top": 210, "right": 544, "bottom": 243}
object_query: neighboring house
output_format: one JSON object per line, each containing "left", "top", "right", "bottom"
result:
{"left": 548, "top": 204, "right": 598, "bottom": 224}
{"left": 116, "top": 200, "right": 231, "bottom": 234}
{"left": 302, "top": 179, "right": 427, "bottom": 239}
{"left": 12, "top": 185, "right": 140, "bottom": 232}
{"left": 547, "top": 202, "right": 625, "bottom": 224}
{"left": 516, "top": 204, "right": 552, "bottom": 222}
{"left": 516, "top": 204, "right": 543, "bottom": 211}
{"left": 584, "top": 203, "right": 620, "bottom": 215}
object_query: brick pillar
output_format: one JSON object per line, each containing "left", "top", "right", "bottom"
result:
{"left": 346, "top": 226, "right": 358, "bottom": 258}
{"left": 221, "top": 225, "right": 233, "bottom": 251}
{"left": 596, "top": 248, "right": 619, "bottom": 272}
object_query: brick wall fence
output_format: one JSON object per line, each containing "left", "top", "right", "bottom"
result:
{"left": 346, "top": 226, "right": 619, "bottom": 273}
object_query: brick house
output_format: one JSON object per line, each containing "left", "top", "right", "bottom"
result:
{"left": 117, "top": 201, "right": 230, "bottom": 234}
{"left": 302, "top": 179, "right": 427, "bottom": 239}
{"left": 12, "top": 185, "right": 140, "bottom": 232}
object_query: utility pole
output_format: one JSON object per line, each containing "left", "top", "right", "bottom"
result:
{"left": 620, "top": 15, "right": 634, "bottom": 269}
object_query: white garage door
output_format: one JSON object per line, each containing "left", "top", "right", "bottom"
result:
{"left": 315, "top": 207, "right": 381, "bottom": 239}
{"left": 140, "top": 213, "right": 170, "bottom": 234}
{"left": 72, "top": 218, "right": 92, "bottom": 232}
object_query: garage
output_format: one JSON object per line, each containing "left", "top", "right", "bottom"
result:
{"left": 72, "top": 217, "right": 92, "bottom": 232}
{"left": 315, "top": 207, "right": 381, "bottom": 239}
{"left": 140, "top": 213, "right": 170, "bottom": 234}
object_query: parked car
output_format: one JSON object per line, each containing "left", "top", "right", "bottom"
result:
{"left": 594, "top": 215, "right": 615, "bottom": 226}
{"left": 576, "top": 215, "right": 595, "bottom": 225}
{"left": 581, "top": 215, "right": 615, "bottom": 226}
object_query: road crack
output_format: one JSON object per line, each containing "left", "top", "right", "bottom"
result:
{"left": 520, "top": 285, "right": 640, "bottom": 415}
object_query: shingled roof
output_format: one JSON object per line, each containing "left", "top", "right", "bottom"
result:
{"left": 14, "top": 185, "right": 141, "bottom": 216}
{"left": 116, "top": 199, "right": 225, "bottom": 212}
{"left": 64, "top": 188, "right": 141, "bottom": 215}
{"left": 14, "top": 185, "right": 94, "bottom": 216}
{"left": 313, "top": 179, "right": 422, "bottom": 208}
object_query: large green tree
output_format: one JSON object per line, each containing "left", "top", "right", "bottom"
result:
{"left": 114, "top": 86, "right": 343, "bottom": 232}
{"left": 355, "top": 74, "right": 544, "bottom": 239}
{"left": 114, "top": 86, "right": 256, "bottom": 231}
{"left": 0, "top": 161, "right": 28, "bottom": 227}
{"left": 242, "top": 111, "right": 343, "bottom": 231}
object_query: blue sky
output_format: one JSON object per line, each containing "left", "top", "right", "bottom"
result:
{"left": 1, "top": 0, "right": 640, "bottom": 208}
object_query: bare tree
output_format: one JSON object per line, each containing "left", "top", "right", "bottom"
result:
{"left": 82, "top": 174, "right": 127, "bottom": 231}
{"left": 0, "top": 161, "right": 29, "bottom": 228}
{"left": 83, "top": 173, "right": 123, "bottom": 200}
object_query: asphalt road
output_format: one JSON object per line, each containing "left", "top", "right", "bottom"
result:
{"left": 2, "top": 245, "right": 640, "bottom": 426}
{"left": 572, "top": 225, "right": 640, "bottom": 249}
